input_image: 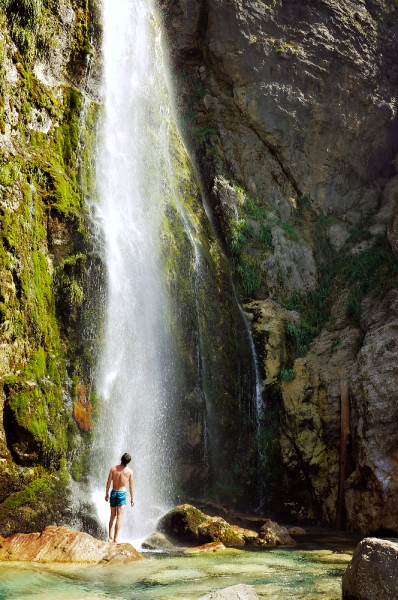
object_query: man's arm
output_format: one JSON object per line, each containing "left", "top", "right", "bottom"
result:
{"left": 129, "top": 470, "right": 134, "bottom": 507}
{"left": 105, "top": 468, "right": 113, "bottom": 502}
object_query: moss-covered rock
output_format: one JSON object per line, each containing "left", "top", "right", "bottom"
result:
{"left": 157, "top": 504, "right": 209, "bottom": 544}
{"left": 0, "top": 0, "right": 101, "bottom": 535}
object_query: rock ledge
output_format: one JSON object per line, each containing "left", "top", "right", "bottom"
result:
{"left": 0, "top": 526, "right": 142, "bottom": 564}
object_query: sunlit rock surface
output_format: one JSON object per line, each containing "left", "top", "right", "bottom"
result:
{"left": 0, "top": 526, "right": 142, "bottom": 564}
{"left": 157, "top": 505, "right": 297, "bottom": 547}
{"left": 159, "top": 0, "right": 398, "bottom": 533}
{"left": 342, "top": 537, "right": 398, "bottom": 600}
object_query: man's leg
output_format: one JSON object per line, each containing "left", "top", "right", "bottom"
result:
{"left": 109, "top": 506, "right": 117, "bottom": 542}
{"left": 113, "top": 505, "right": 126, "bottom": 543}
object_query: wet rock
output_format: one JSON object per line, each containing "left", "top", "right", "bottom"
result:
{"left": 0, "top": 526, "right": 142, "bottom": 564}
{"left": 141, "top": 532, "right": 177, "bottom": 551}
{"left": 185, "top": 541, "right": 226, "bottom": 554}
{"left": 342, "top": 537, "right": 398, "bottom": 600}
{"left": 230, "top": 525, "right": 258, "bottom": 543}
{"left": 257, "top": 520, "right": 296, "bottom": 546}
{"left": 198, "top": 516, "right": 245, "bottom": 547}
{"left": 198, "top": 584, "right": 259, "bottom": 600}
{"left": 288, "top": 527, "right": 307, "bottom": 535}
{"left": 157, "top": 504, "right": 209, "bottom": 544}
{"left": 346, "top": 290, "right": 398, "bottom": 534}
{"left": 244, "top": 300, "right": 299, "bottom": 387}
{"left": 231, "top": 513, "right": 271, "bottom": 532}
{"left": 157, "top": 505, "right": 250, "bottom": 547}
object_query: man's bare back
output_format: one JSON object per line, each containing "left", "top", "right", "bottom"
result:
{"left": 108, "top": 464, "right": 134, "bottom": 493}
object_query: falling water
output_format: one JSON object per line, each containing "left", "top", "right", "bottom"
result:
{"left": 90, "top": 0, "right": 175, "bottom": 540}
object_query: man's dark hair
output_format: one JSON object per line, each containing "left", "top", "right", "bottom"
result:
{"left": 121, "top": 453, "right": 131, "bottom": 465}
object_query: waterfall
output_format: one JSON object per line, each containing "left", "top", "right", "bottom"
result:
{"left": 90, "top": 0, "right": 174, "bottom": 541}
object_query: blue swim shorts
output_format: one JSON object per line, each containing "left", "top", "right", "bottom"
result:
{"left": 110, "top": 490, "right": 127, "bottom": 507}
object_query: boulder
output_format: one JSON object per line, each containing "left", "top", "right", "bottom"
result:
{"left": 141, "top": 532, "right": 177, "bottom": 551}
{"left": 157, "top": 505, "right": 246, "bottom": 547}
{"left": 0, "top": 526, "right": 142, "bottom": 564}
{"left": 288, "top": 527, "right": 307, "bottom": 535}
{"left": 230, "top": 525, "right": 258, "bottom": 543}
{"left": 257, "top": 520, "right": 296, "bottom": 545}
{"left": 185, "top": 542, "right": 226, "bottom": 554}
{"left": 157, "top": 504, "right": 209, "bottom": 544}
{"left": 342, "top": 537, "right": 398, "bottom": 600}
{"left": 198, "top": 584, "right": 259, "bottom": 600}
{"left": 198, "top": 517, "right": 245, "bottom": 547}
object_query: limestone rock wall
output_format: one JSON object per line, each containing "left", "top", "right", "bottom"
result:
{"left": 0, "top": 0, "right": 102, "bottom": 537}
{"left": 159, "top": 0, "right": 398, "bottom": 533}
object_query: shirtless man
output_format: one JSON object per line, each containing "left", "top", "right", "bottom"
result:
{"left": 105, "top": 452, "right": 134, "bottom": 543}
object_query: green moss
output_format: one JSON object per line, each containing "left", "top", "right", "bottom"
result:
{"left": 236, "top": 258, "right": 260, "bottom": 297}
{"left": 279, "top": 368, "right": 296, "bottom": 383}
{"left": 281, "top": 222, "right": 301, "bottom": 243}
{"left": 231, "top": 219, "right": 252, "bottom": 254}
{"left": 2, "top": 470, "right": 68, "bottom": 510}
{"left": 258, "top": 223, "right": 273, "bottom": 250}
{"left": 0, "top": 469, "right": 69, "bottom": 536}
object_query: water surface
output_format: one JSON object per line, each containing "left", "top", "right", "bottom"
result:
{"left": 0, "top": 539, "right": 355, "bottom": 600}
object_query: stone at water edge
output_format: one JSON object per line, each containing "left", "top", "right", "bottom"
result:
{"left": 342, "top": 537, "right": 398, "bottom": 600}
{"left": 197, "top": 584, "right": 259, "bottom": 599}
{"left": 288, "top": 527, "right": 307, "bottom": 535}
{"left": 141, "top": 532, "right": 177, "bottom": 551}
{"left": 198, "top": 516, "right": 246, "bottom": 547}
{"left": 230, "top": 525, "right": 258, "bottom": 543}
{"left": 255, "top": 520, "right": 296, "bottom": 545}
{"left": 157, "top": 504, "right": 210, "bottom": 544}
{"left": 156, "top": 504, "right": 245, "bottom": 547}
{"left": 185, "top": 542, "right": 227, "bottom": 554}
{"left": 0, "top": 526, "right": 142, "bottom": 564}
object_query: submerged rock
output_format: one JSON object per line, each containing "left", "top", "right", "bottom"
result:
{"left": 0, "top": 526, "right": 142, "bottom": 564}
{"left": 141, "top": 532, "right": 177, "bottom": 551}
{"left": 256, "top": 520, "right": 296, "bottom": 546}
{"left": 198, "top": 584, "right": 259, "bottom": 600}
{"left": 342, "top": 537, "right": 398, "bottom": 600}
{"left": 185, "top": 541, "right": 227, "bottom": 554}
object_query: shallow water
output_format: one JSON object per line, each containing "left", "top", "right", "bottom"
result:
{"left": 0, "top": 538, "right": 356, "bottom": 600}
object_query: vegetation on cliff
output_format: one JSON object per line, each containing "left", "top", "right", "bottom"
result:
{"left": 0, "top": 0, "right": 101, "bottom": 536}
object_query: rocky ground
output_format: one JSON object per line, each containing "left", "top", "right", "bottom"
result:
{"left": 0, "top": 525, "right": 142, "bottom": 564}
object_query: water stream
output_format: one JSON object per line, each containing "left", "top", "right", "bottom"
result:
{"left": 90, "top": 0, "right": 174, "bottom": 540}
{"left": 0, "top": 541, "right": 355, "bottom": 599}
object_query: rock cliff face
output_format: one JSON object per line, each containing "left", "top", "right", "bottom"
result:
{"left": 0, "top": 0, "right": 103, "bottom": 537}
{"left": 159, "top": 0, "right": 398, "bottom": 533}
{"left": 0, "top": 0, "right": 262, "bottom": 536}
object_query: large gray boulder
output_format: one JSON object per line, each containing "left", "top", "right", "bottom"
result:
{"left": 141, "top": 532, "right": 177, "bottom": 552}
{"left": 342, "top": 537, "right": 398, "bottom": 600}
{"left": 198, "top": 584, "right": 259, "bottom": 600}
{"left": 256, "top": 519, "right": 296, "bottom": 546}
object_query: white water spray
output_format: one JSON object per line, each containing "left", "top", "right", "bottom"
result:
{"left": 90, "top": 0, "right": 174, "bottom": 540}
